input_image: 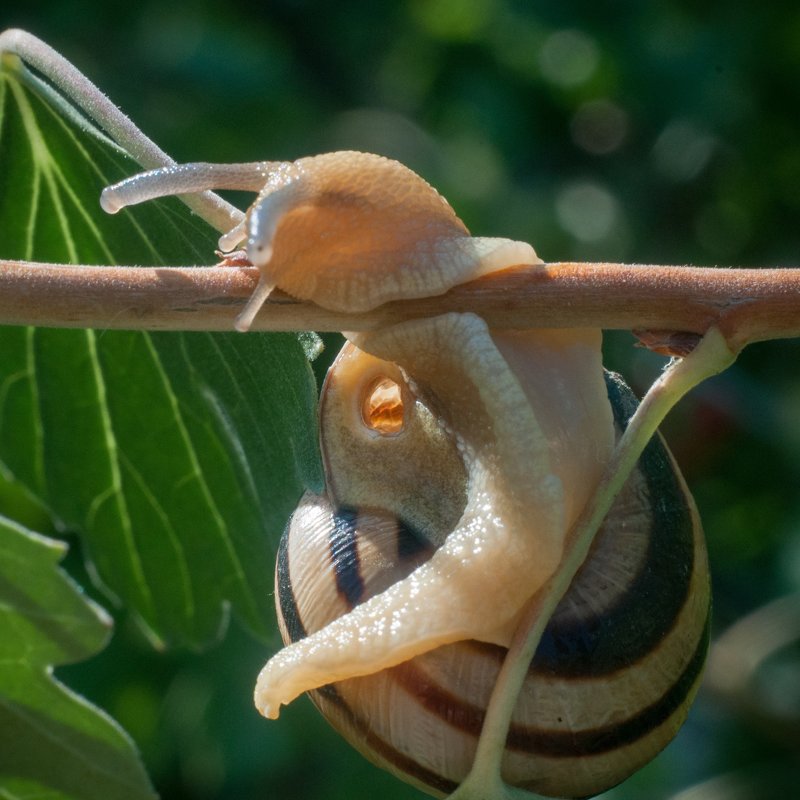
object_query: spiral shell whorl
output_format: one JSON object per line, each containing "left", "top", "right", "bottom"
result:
{"left": 276, "top": 372, "right": 709, "bottom": 799}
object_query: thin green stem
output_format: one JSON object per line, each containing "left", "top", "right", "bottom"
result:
{"left": 450, "top": 327, "right": 736, "bottom": 800}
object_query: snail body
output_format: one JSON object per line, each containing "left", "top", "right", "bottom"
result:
{"left": 101, "top": 151, "right": 710, "bottom": 798}
{"left": 101, "top": 151, "right": 538, "bottom": 330}
{"left": 254, "top": 315, "right": 618, "bottom": 719}
{"left": 278, "top": 347, "right": 709, "bottom": 799}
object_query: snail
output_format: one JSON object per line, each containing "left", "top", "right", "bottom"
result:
{"left": 101, "top": 152, "right": 710, "bottom": 798}
{"left": 275, "top": 333, "right": 709, "bottom": 799}
{"left": 100, "top": 151, "right": 537, "bottom": 331}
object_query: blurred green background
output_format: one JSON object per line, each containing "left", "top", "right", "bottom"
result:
{"left": 2, "top": 1, "right": 799, "bottom": 798}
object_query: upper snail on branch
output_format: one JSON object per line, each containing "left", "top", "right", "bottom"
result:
{"left": 101, "top": 151, "right": 710, "bottom": 799}
{"left": 100, "top": 151, "right": 538, "bottom": 330}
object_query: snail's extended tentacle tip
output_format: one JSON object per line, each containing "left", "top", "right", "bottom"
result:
{"left": 100, "top": 161, "right": 277, "bottom": 219}
{"left": 218, "top": 219, "right": 247, "bottom": 252}
{"left": 234, "top": 276, "right": 275, "bottom": 332}
{"left": 99, "top": 186, "right": 123, "bottom": 214}
{"left": 99, "top": 168, "right": 181, "bottom": 214}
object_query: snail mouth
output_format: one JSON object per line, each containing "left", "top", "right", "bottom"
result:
{"left": 361, "top": 376, "right": 405, "bottom": 435}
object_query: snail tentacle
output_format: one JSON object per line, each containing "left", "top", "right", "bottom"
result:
{"left": 100, "top": 160, "right": 282, "bottom": 213}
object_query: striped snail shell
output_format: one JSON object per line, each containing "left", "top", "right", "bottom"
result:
{"left": 276, "top": 332, "right": 709, "bottom": 800}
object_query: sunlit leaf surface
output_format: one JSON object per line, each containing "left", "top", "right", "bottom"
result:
{"left": 0, "top": 56, "right": 323, "bottom": 649}
{"left": 0, "top": 515, "right": 157, "bottom": 800}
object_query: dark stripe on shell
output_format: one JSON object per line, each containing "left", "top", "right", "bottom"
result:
{"left": 388, "top": 615, "right": 709, "bottom": 758}
{"left": 508, "top": 615, "right": 710, "bottom": 756}
{"left": 532, "top": 372, "right": 696, "bottom": 677}
{"left": 276, "top": 518, "right": 307, "bottom": 643}
{"left": 330, "top": 506, "right": 365, "bottom": 606}
{"left": 277, "top": 511, "right": 342, "bottom": 704}
{"left": 311, "top": 615, "right": 708, "bottom": 798}
{"left": 311, "top": 684, "right": 459, "bottom": 795}
{"left": 396, "top": 517, "right": 432, "bottom": 560}
{"left": 280, "top": 503, "right": 455, "bottom": 792}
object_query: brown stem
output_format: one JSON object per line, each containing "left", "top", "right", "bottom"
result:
{"left": 1, "top": 260, "right": 799, "bottom": 350}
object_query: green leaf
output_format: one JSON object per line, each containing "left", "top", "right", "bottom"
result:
{"left": 0, "top": 515, "right": 156, "bottom": 800}
{"left": 0, "top": 58, "right": 217, "bottom": 265}
{"left": 0, "top": 53, "right": 323, "bottom": 646}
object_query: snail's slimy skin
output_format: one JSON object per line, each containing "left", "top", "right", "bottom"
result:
{"left": 237, "top": 153, "right": 539, "bottom": 315}
{"left": 253, "top": 313, "right": 614, "bottom": 720}
{"left": 100, "top": 151, "right": 540, "bottom": 331}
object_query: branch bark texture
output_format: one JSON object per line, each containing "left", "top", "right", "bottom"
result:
{"left": 2, "top": 260, "right": 799, "bottom": 352}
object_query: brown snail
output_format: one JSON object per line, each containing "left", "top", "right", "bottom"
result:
{"left": 101, "top": 152, "right": 710, "bottom": 799}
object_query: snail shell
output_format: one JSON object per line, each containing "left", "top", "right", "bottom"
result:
{"left": 276, "top": 341, "right": 709, "bottom": 800}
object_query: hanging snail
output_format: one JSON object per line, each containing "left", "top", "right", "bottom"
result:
{"left": 102, "top": 152, "right": 710, "bottom": 799}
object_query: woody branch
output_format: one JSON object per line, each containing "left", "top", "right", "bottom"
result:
{"left": 1, "top": 259, "right": 799, "bottom": 353}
